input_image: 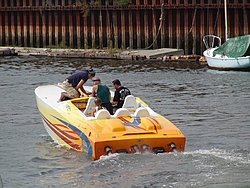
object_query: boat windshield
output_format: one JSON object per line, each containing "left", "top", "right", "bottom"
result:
{"left": 213, "top": 35, "right": 250, "bottom": 58}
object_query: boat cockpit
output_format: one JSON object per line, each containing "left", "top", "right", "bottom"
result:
{"left": 70, "top": 95, "right": 154, "bottom": 120}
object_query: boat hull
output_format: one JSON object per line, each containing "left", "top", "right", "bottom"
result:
{"left": 35, "top": 85, "right": 185, "bottom": 160}
{"left": 35, "top": 89, "right": 83, "bottom": 151}
{"left": 204, "top": 48, "right": 250, "bottom": 70}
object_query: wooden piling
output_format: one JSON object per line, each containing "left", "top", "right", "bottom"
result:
{"left": 0, "top": 12, "right": 2, "bottom": 46}
{"left": 35, "top": 11, "right": 40, "bottom": 48}
{"left": 113, "top": 11, "right": 118, "bottom": 49}
{"left": 0, "top": 0, "right": 250, "bottom": 55}
{"left": 121, "top": 10, "right": 126, "bottom": 49}
{"left": 128, "top": 10, "right": 133, "bottom": 49}
{"left": 144, "top": 9, "right": 149, "bottom": 49}
{"left": 10, "top": 2, "right": 15, "bottom": 46}
{"left": 243, "top": 7, "right": 249, "bottom": 35}
{"left": 136, "top": 0, "right": 141, "bottom": 49}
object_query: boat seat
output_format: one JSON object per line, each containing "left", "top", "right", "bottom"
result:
{"left": 95, "top": 109, "right": 111, "bottom": 119}
{"left": 122, "top": 95, "right": 138, "bottom": 112}
{"left": 113, "top": 108, "right": 131, "bottom": 117}
{"left": 134, "top": 107, "right": 150, "bottom": 117}
{"left": 83, "top": 97, "right": 95, "bottom": 115}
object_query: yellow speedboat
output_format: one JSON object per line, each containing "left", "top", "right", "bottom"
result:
{"left": 35, "top": 85, "right": 185, "bottom": 160}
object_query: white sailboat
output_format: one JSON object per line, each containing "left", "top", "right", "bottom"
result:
{"left": 203, "top": 0, "right": 250, "bottom": 70}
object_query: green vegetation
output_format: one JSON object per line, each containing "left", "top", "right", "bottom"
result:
{"left": 81, "top": 6, "right": 90, "bottom": 17}
{"left": 47, "top": 41, "right": 68, "bottom": 49}
{"left": 57, "top": 41, "right": 68, "bottom": 49}
{"left": 89, "top": 1, "right": 99, "bottom": 6}
{"left": 45, "top": 0, "right": 53, "bottom": 6}
{"left": 75, "top": 0, "right": 84, "bottom": 6}
{"left": 84, "top": 40, "right": 88, "bottom": 49}
{"left": 114, "top": 0, "right": 130, "bottom": 6}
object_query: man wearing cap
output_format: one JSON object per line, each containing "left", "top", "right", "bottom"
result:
{"left": 59, "top": 68, "right": 95, "bottom": 101}
{"left": 91, "top": 77, "right": 113, "bottom": 115}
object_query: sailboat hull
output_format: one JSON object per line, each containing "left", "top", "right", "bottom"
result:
{"left": 203, "top": 48, "right": 250, "bottom": 70}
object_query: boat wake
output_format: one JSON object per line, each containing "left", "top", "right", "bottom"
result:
{"left": 184, "top": 148, "right": 250, "bottom": 164}
{"left": 98, "top": 153, "right": 120, "bottom": 161}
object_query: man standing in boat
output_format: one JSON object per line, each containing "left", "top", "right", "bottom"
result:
{"left": 111, "top": 79, "right": 131, "bottom": 112}
{"left": 59, "top": 68, "right": 95, "bottom": 101}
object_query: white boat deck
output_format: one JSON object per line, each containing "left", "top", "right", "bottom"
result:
{"left": 35, "top": 84, "right": 159, "bottom": 121}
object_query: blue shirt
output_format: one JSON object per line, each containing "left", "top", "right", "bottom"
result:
{"left": 67, "top": 71, "right": 88, "bottom": 88}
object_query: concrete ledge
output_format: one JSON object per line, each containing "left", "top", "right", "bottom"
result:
{"left": 0, "top": 46, "right": 207, "bottom": 67}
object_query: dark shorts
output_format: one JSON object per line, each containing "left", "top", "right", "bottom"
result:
{"left": 112, "top": 106, "right": 118, "bottom": 113}
{"left": 102, "top": 102, "right": 113, "bottom": 115}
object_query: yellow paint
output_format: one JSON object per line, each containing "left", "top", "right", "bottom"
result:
{"left": 37, "top": 95, "right": 185, "bottom": 160}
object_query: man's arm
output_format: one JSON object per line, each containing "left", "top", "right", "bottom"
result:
{"left": 77, "top": 80, "right": 92, "bottom": 95}
{"left": 91, "top": 85, "right": 97, "bottom": 97}
{"left": 75, "top": 80, "right": 85, "bottom": 90}
{"left": 112, "top": 101, "right": 118, "bottom": 105}
{"left": 112, "top": 91, "right": 118, "bottom": 105}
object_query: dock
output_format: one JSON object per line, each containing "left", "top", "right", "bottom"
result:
{"left": 3, "top": 47, "right": 184, "bottom": 60}
{"left": 149, "top": 48, "right": 184, "bottom": 58}
{"left": 0, "top": 47, "right": 17, "bottom": 56}
{"left": 0, "top": 46, "right": 206, "bottom": 68}
{"left": 124, "top": 48, "right": 184, "bottom": 60}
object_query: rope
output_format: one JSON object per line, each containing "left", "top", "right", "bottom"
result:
{"left": 145, "top": 3, "right": 164, "bottom": 49}
{"left": 237, "top": 5, "right": 243, "bottom": 33}
{"left": 179, "top": 7, "right": 197, "bottom": 48}
{"left": 213, "top": 1, "right": 221, "bottom": 34}
{"left": 188, "top": 8, "right": 197, "bottom": 34}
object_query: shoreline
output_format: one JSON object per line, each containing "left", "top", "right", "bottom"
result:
{"left": 0, "top": 46, "right": 207, "bottom": 67}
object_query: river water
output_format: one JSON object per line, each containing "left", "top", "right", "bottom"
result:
{"left": 0, "top": 56, "right": 250, "bottom": 188}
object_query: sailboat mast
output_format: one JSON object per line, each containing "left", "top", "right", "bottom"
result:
{"left": 224, "top": 0, "right": 228, "bottom": 41}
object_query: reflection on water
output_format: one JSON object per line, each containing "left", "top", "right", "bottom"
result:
{"left": 1, "top": 56, "right": 250, "bottom": 187}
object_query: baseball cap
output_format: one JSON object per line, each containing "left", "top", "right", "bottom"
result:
{"left": 87, "top": 68, "right": 95, "bottom": 77}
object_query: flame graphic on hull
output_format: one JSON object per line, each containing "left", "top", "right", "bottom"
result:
{"left": 42, "top": 114, "right": 92, "bottom": 155}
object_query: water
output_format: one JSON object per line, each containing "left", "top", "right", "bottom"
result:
{"left": 1, "top": 56, "right": 250, "bottom": 188}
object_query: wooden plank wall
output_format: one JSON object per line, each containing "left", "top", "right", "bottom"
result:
{"left": 0, "top": 0, "right": 249, "bottom": 55}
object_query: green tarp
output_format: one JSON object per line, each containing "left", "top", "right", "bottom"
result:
{"left": 213, "top": 35, "right": 250, "bottom": 58}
